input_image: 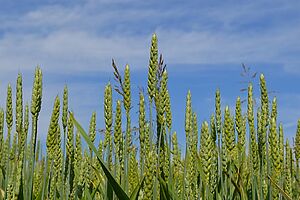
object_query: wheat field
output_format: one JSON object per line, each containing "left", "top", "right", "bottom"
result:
{"left": 0, "top": 34, "right": 300, "bottom": 200}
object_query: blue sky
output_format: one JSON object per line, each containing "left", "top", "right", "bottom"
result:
{"left": 1, "top": 0, "right": 300, "bottom": 149}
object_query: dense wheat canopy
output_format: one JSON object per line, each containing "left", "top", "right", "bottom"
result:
{"left": 0, "top": 35, "right": 300, "bottom": 200}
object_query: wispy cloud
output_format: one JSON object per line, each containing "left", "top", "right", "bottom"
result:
{"left": 1, "top": 0, "right": 300, "bottom": 74}
{"left": 0, "top": 31, "right": 149, "bottom": 73}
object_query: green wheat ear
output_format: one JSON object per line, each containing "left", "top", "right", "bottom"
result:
{"left": 185, "top": 90, "right": 192, "bottom": 138}
{"left": 31, "top": 66, "right": 43, "bottom": 118}
{"left": 210, "top": 114, "right": 216, "bottom": 142}
{"left": 16, "top": 73, "right": 23, "bottom": 152}
{"left": 6, "top": 84, "right": 13, "bottom": 135}
{"left": 89, "top": 111, "right": 96, "bottom": 156}
{"left": 224, "top": 106, "right": 235, "bottom": 160}
{"left": 278, "top": 123, "right": 284, "bottom": 172}
{"left": 104, "top": 83, "right": 113, "bottom": 151}
{"left": 284, "top": 139, "right": 292, "bottom": 197}
{"left": 200, "top": 121, "right": 213, "bottom": 185}
{"left": 235, "top": 97, "right": 245, "bottom": 155}
{"left": 128, "top": 147, "right": 139, "bottom": 193}
{"left": 46, "top": 96, "right": 60, "bottom": 161}
{"left": 65, "top": 113, "right": 74, "bottom": 184}
{"left": 139, "top": 93, "right": 146, "bottom": 166}
{"left": 269, "top": 117, "right": 280, "bottom": 199}
{"left": 142, "top": 150, "right": 156, "bottom": 200}
{"left": 259, "top": 73, "right": 269, "bottom": 161}
{"left": 29, "top": 68, "right": 43, "bottom": 200}
{"left": 0, "top": 109, "right": 3, "bottom": 127}
{"left": 62, "top": 85, "right": 68, "bottom": 131}
{"left": 0, "top": 109, "right": 4, "bottom": 163}
{"left": 124, "top": 65, "right": 131, "bottom": 113}
{"left": 147, "top": 33, "right": 158, "bottom": 100}
{"left": 271, "top": 97, "right": 277, "bottom": 123}
{"left": 295, "top": 119, "right": 300, "bottom": 161}
{"left": 30, "top": 66, "right": 42, "bottom": 152}
{"left": 247, "top": 83, "right": 258, "bottom": 174}
{"left": 165, "top": 90, "right": 172, "bottom": 132}
{"left": 23, "top": 104, "right": 29, "bottom": 155}
{"left": 74, "top": 129, "right": 82, "bottom": 171}
{"left": 215, "top": 89, "right": 222, "bottom": 139}
{"left": 258, "top": 74, "right": 269, "bottom": 198}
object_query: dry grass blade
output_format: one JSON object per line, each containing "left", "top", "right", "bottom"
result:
{"left": 224, "top": 170, "right": 245, "bottom": 200}
{"left": 0, "top": 187, "right": 4, "bottom": 199}
{"left": 267, "top": 175, "right": 292, "bottom": 200}
{"left": 252, "top": 72, "right": 257, "bottom": 78}
{"left": 114, "top": 87, "right": 124, "bottom": 96}
{"left": 112, "top": 59, "right": 125, "bottom": 96}
{"left": 156, "top": 54, "right": 167, "bottom": 86}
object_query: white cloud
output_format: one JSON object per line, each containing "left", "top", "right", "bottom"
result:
{"left": 282, "top": 64, "right": 300, "bottom": 74}
{"left": 0, "top": 31, "right": 150, "bottom": 73}
{"left": 0, "top": 1, "right": 300, "bottom": 74}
